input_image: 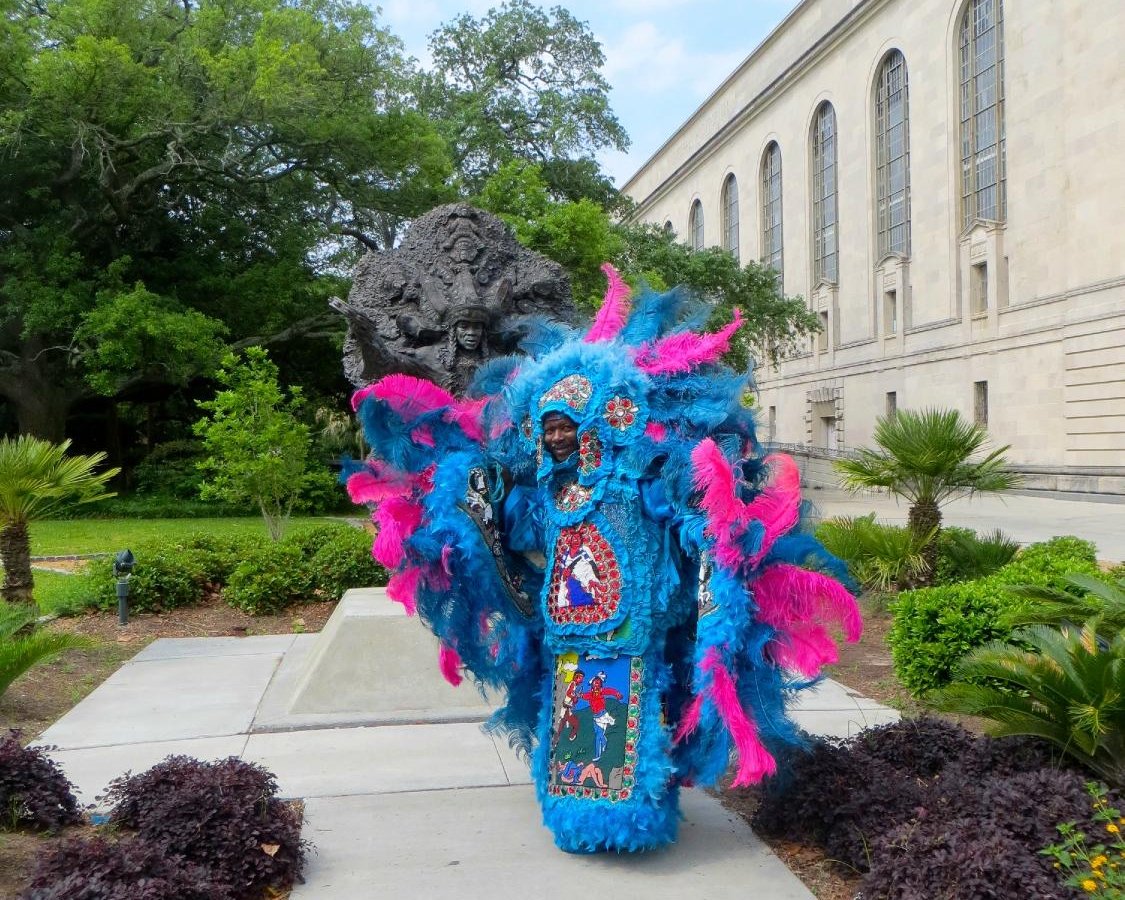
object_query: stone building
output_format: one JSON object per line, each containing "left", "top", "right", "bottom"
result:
{"left": 623, "top": 0, "right": 1124, "bottom": 495}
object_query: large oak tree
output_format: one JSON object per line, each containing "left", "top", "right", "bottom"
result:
{"left": 0, "top": 0, "right": 453, "bottom": 439}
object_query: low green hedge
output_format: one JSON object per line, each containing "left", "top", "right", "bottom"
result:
{"left": 72, "top": 522, "right": 385, "bottom": 616}
{"left": 889, "top": 536, "right": 1101, "bottom": 696}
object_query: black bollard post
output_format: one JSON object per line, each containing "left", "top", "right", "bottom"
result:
{"left": 113, "top": 549, "right": 135, "bottom": 627}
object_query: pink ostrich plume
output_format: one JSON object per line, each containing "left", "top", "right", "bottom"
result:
{"left": 353, "top": 373, "right": 455, "bottom": 419}
{"left": 701, "top": 649, "right": 777, "bottom": 786}
{"left": 584, "top": 263, "right": 631, "bottom": 343}
{"left": 743, "top": 454, "right": 802, "bottom": 565}
{"left": 438, "top": 643, "right": 464, "bottom": 686}
{"left": 386, "top": 567, "right": 423, "bottom": 616}
{"left": 636, "top": 309, "right": 744, "bottom": 375}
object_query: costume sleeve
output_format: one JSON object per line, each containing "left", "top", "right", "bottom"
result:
{"left": 501, "top": 483, "right": 546, "bottom": 554}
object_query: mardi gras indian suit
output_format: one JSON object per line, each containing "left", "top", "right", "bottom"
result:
{"left": 346, "top": 265, "right": 861, "bottom": 853}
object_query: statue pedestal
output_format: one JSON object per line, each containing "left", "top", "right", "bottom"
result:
{"left": 252, "top": 588, "right": 497, "bottom": 732}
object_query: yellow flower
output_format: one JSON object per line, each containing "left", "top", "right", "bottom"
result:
{"left": 1082, "top": 878, "right": 1098, "bottom": 892}
{"left": 1092, "top": 855, "right": 1108, "bottom": 868}
{"left": 1108, "top": 824, "right": 1120, "bottom": 834}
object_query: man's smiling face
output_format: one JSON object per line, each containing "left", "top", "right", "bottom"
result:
{"left": 542, "top": 412, "right": 579, "bottom": 462}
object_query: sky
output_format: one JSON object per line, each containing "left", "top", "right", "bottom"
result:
{"left": 369, "top": 0, "right": 797, "bottom": 187}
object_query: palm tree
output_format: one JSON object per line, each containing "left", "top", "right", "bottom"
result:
{"left": 0, "top": 437, "right": 119, "bottom": 604}
{"left": 932, "top": 621, "right": 1125, "bottom": 788}
{"left": 0, "top": 604, "right": 94, "bottom": 698}
{"left": 834, "top": 408, "right": 1021, "bottom": 584}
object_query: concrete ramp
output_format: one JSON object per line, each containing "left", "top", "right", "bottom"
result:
{"left": 252, "top": 588, "right": 497, "bottom": 732}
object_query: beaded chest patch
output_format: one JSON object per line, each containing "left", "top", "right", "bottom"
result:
{"left": 548, "top": 522, "right": 622, "bottom": 625}
{"left": 539, "top": 374, "right": 593, "bottom": 413}
{"left": 555, "top": 482, "right": 594, "bottom": 513}
{"left": 548, "top": 653, "right": 642, "bottom": 803}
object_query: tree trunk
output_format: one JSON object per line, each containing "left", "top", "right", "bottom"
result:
{"left": 908, "top": 498, "right": 942, "bottom": 587}
{"left": 0, "top": 520, "right": 35, "bottom": 605}
{"left": 0, "top": 338, "right": 76, "bottom": 441}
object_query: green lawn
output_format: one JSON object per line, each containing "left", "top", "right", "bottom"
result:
{"left": 29, "top": 516, "right": 352, "bottom": 557}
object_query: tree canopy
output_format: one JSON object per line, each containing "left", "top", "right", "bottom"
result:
{"left": 475, "top": 160, "right": 820, "bottom": 370}
{"left": 416, "top": 0, "right": 628, "bottom": 199}
{"left": 0, "top": 0, "right": 452, "bottom": 438}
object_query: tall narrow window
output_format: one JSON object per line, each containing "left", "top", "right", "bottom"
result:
{"left": 875, "top": 50, "right": 911, "bottom": 255}
{"left": 959, "top": 0, "right": 1005, "bottom": 227}
{"left": 760, "top": 142, "right": 783, "bottom": 286}
{"left": 689, "top": 200, "right": 704, "bottom": 250}
{"left": 663, "top": 220, "right": 674, "bottom": 236}
{"left": 810, "top": 103, "right": 838, "bottom": 282}
{"left": 974, "top": 380, "right": 989, "bottom": 427}
{"left": 721, "top": 174, "right": 740, "bottom": 262}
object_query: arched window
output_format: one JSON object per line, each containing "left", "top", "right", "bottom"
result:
{"left": 663, "top": 220, "right": 674, "bottom": 236}
{"left": 760, "top": 142, "right": 783, "bottom": 286}
{"left": 810, "top": 103, "right": 838, "bottom": 282}
{"left": 959, "top": 0, "right": 1005, "bottom": 227}
{"left": 721, "top": 174, "right": 740, "bottom": 263}
{"left": 875, "top": 50, "right": 910, "bottom": 256}
{"left": 689, "top": 200, "right": 704, "bottom": 250}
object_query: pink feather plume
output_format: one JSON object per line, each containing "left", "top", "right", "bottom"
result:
{"left": 371, "top": 496, "right": 423, "bottom": 569}
{"left": 744, "top": 454, "right": 802, "bottom": 564}
{"left": 369, "top": 374, "right": 456, "bottom": 420}
{"left": 753, "top": 563, "right": 862, "bottom": 643}
{"left": 701, "top": 649, "right": 777, "bottom": 786}
{"left": 444, "top": 397, "right": 487, "bottom": 442}
{"left": 386, "top": 568, "right": 422, "bottom": 616}
{"left": 645, "top": 421, "right": 667, "bottom": 442}
{"left": 584, "top": 263, "right": 631, "bottom": 343}
{"left": 673, "top": 693, "right": 705, "bottom": 745}
{"left": 766, "top": 624, "right": 840, "bottom": 677}
{"left": 438, "top": 643, "right": 463, "bottom": 686}
{"left": 635, "top": 309, "right": 744, "bottom": 375}
{"left": 691, "top": 439, "right": 742, "bottom": 543}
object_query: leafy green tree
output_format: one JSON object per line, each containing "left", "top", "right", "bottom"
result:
{"left": 194, "top": 348, "right": 315, "bottom": 541}
{"left": 417, "top": 0, "right": 628, "bottom": 196}
{"left": 0, "top": 604, "right": 93, "bottom": 699}
{"left": 835, "top": 408, "right": 1021, "bottom": 584}
{"left": 614, "top": 222, "right": 820, "bottom": 369}
{"left": 0, "top": 436, "right": 118, "bottom": 603}
{"left": 475, "top": 161, "right": 819, "bottom": 366}
{"left": 932, "top": 622, "right": 1125, "bottom": 787}
{"left": 0, "top": 0, "right": 453, "bottom": 439}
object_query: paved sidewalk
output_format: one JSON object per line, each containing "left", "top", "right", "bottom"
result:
{"left": 805, "top": 488, "right": 1125, "bottom": 562}
{"left": 37, "top": 633, "right": 898, "bottom": 899}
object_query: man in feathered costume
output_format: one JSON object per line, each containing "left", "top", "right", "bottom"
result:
{"left": 345, "top": 265, "right": 861, "bottom": 854}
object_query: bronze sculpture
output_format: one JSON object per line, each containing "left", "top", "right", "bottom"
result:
{"left": 334, "top": 204, "right": 576, "bottom": 395}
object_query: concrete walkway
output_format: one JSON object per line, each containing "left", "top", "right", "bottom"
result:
{"left": 37, "top": 632, "right": 898, "bottom": 899}
{"left": 805, "top": 488, "right": 1125, "bottom": 562}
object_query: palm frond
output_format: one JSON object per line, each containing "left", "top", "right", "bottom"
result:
{"left": 0, "top": 436, "right": 119, "bottom": 525}
{"left": 834, "top": 407, "right": 1021, "bottom": 510}
{"left": 0, "top": 627, "right": 95, "bottom": 697}
{"left": 930, "top": 620, "right": 1125, "bottom": 786}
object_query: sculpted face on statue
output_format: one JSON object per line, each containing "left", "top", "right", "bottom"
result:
{"left": 455, "top": 320, "right": 485, "bottom": 352}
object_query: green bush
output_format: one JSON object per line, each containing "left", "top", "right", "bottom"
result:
{"left": 133, "top": 440, "right": 205, "bottom": 499}
{"left": 56, "top": 495, "right": 253, "bottom": 519}
{"left": 84, "top": 542, "right": 212, "bottom": 613}
{"left": 934, "top": 526, "right": 1020, "bottom": 584}
{"left": 224, "top": 543, "right": 312, "bottom": 615}
{"left": 177, "top": 532, "right": 268, "bottom": 585}
{"left": 815, "top": 514, "right": 931, "bottom": 592}
{"left": 291, "top": 523, "right": 386, "bottom": 600}
{"left": 889, "top": 536, "right": 1101, "bottom": 695}
{"left": 297, "top": 468, "right": 352, "bottom": 515}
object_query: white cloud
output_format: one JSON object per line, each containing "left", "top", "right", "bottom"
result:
{"left": 603, "top": 21, "right": 745, "bottom": 98}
